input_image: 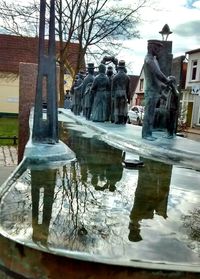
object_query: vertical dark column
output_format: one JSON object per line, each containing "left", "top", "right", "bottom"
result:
{"left": 32, "top": 0, "right": 58, "bottom": 144}
{"left": 157, "top": 40, "right": 173, "bottom": 76}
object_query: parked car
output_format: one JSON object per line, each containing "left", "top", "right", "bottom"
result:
{"left": 127, "top": 106, "right": 144, "bottom": 126}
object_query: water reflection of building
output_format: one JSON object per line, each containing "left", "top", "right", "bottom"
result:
{"left": 129, "top": 158, "right": 172, "bottom": 242}
{"left": 31, "top": 169, "right": 56, "bottom": 245}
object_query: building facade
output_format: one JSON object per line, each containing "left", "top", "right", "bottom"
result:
{"left": 132, "top": 67, "right": 145, "bottom": 106}
{"left": 182, "top": 49, "right": 200, "bottom": 127}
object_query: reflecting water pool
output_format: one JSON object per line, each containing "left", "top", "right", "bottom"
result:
{"left": 0, "top": 121, "right": 200, "bottom": 273}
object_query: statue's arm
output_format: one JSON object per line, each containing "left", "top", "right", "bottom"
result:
{"left": 74, "top": 82, "right": 83, "bottom": 91}
{"left": 147, "top": 57, "right": 169, "bottom": 83}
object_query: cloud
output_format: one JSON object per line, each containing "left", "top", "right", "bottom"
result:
{"left": 174, "top": 20, "right": 200, "bottom": 39}
{"left": 185, "top": 0, "right": 200, "bottom": 8}
{"left": 193, "top": 0, "right": 200, "bottom": 8}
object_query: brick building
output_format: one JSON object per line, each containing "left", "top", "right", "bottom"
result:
{"left": 0, "top": 34, "right": 82, "bottom": 114}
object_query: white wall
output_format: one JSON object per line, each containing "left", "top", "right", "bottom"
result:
{"left": 0, "top": 73, "right": 19, "bottom": 114}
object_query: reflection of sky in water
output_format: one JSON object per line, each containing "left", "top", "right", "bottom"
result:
{"left": 0, "top": 123, "right": 200, "bottom": 268}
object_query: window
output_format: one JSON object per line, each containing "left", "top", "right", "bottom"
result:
{"left": 191, "top": 60, "right": 198, "bottom": 80}
{"left": 139, "top": 78, "right": 144, "bottom": 91}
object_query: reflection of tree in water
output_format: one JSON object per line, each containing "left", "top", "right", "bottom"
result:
{"left": 52, "top": 135, "right": 124, "bottom": 249}
{"left": 30, "top": 166, "right": 93, "bottom": 249}
{"left": 182, "top": 207, "right": 200, "bottom": 256}
{"left": 29, "top": 125, "right": 124, "bottom": 250}
{"left": 129, "top": 157, "right": 172, "bottom": 242}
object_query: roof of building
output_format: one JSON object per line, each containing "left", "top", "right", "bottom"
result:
{"left": 185, "top": 48, "right": 200, "bottom": 55}
{"left": 0, "top": 34, "right": 83, "bottom": 74}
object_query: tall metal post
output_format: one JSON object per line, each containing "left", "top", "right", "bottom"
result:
{"left": 32, "top": 0, "right": 58, "bottom": 144}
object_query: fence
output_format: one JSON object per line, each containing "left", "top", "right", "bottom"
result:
{"left": 0, "top": 136, "right": 18, "bottom": 145}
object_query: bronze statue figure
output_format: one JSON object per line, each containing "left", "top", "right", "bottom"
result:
{"left": 112, "top": 60, "right": 130, "bottom": 124}
{"left": 142, "top": 40, "right": 172, "bottom": 140}
{"left": 82, "top": 63, "right": 95, "bottom": 120}
{"left": 90, "top": 64, "right": 110, "bottom": 122}
{"left": 73, "top": 71, "right": 85, "bottom": 115}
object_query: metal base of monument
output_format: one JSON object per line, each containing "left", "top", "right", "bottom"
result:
{"left": 0, "top": 234, "right": 199, "bottom": 279}
{"left": 24, "top": 139, "right": 76, "bottom": 168}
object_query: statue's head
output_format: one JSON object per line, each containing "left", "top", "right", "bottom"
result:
{"left": 87, "top": 63, "right": 95, "bottom": 74}
{"left": 117, "top": 60, "right": 126, "bottom": 73}
{"left": 98, "top": 63, "right": 106, "bottom": 74}
{"left": 147, "top": 40, "right": 163, "bottom": 56}
{"left": 106, "top": 66, "right": 113, "bottom": 77}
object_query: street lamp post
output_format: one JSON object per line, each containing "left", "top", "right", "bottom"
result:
{"left": 159, "top": 24, "right": 173, "bottom": 41}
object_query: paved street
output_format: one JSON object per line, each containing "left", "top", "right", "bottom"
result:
{"left": 0, "top": 146, "right": 18, "bottom": 166}
{"left": 0, "top": 146, "right": 17, "bottom": 185}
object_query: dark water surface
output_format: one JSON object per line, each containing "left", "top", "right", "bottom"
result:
{"left": 0, "top": 120, "right": 200, "bottom": 269}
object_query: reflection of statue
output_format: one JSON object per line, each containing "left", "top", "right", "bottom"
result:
{"left": 60, "top": 128, "right": 123, "bottom": 192}
{"left": 82, "top": 63, "right": 95, "bottom": 120}
{"left": 129, "top": 157, "right": 171, "bottom": 242}
{"left": 89, "top": 139, "right": 123, "bottom": 192}
{"left": 142, "top": 40, "right": 171, "bottom": 141}
{"left": 74, "top": 71, "right": 85, "bottom": 115}
{"left": 90, "top": 64, "right": 110, "bottom": 122}
{"left": 31, "top": 169, "right": 56, "bottom": 245}
{"left": 112, "top": 60, "right": 130, "bottom": 124}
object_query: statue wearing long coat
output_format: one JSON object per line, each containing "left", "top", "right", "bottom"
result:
{"left": 112, "top": 64, "right": 130, "bottom": 124}
{"left": 82, "top": 69, "right": 95, "bottom": 120}
{"left": 90, "top": 64, "right": 110, "bottom": 122}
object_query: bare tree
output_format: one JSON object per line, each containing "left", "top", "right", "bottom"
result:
{"left": 0, "top": 0, "right": 147, "bottom": 106}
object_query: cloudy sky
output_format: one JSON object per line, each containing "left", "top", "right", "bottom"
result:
{"left": 3, "top": 0, "right": 200, "bottom": 75}
{"left": 119, "top": 0, "right": 200, "bottom": 74}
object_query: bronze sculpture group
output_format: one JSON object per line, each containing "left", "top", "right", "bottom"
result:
{"left": 68, "top": 41, "right": 179, "bottom": 139}
{"left": 70, "top": 59, "right": 130, "bottom": 125}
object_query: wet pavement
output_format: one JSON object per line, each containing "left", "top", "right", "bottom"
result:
{"left": 0, "top": 146, "right": 17, "bottom": 167}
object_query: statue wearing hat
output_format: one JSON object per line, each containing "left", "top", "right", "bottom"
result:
{"left": 112, "top": 60, "right": 130, "bottom": 124}
{"left": 142, "top": 40, "right": 172, "bottom": 140}
{"left": 90, "top": 63, "right": 110, "bottom": 122}
{"left": 81, "top": 63, "right": 95, "bottom": 120}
